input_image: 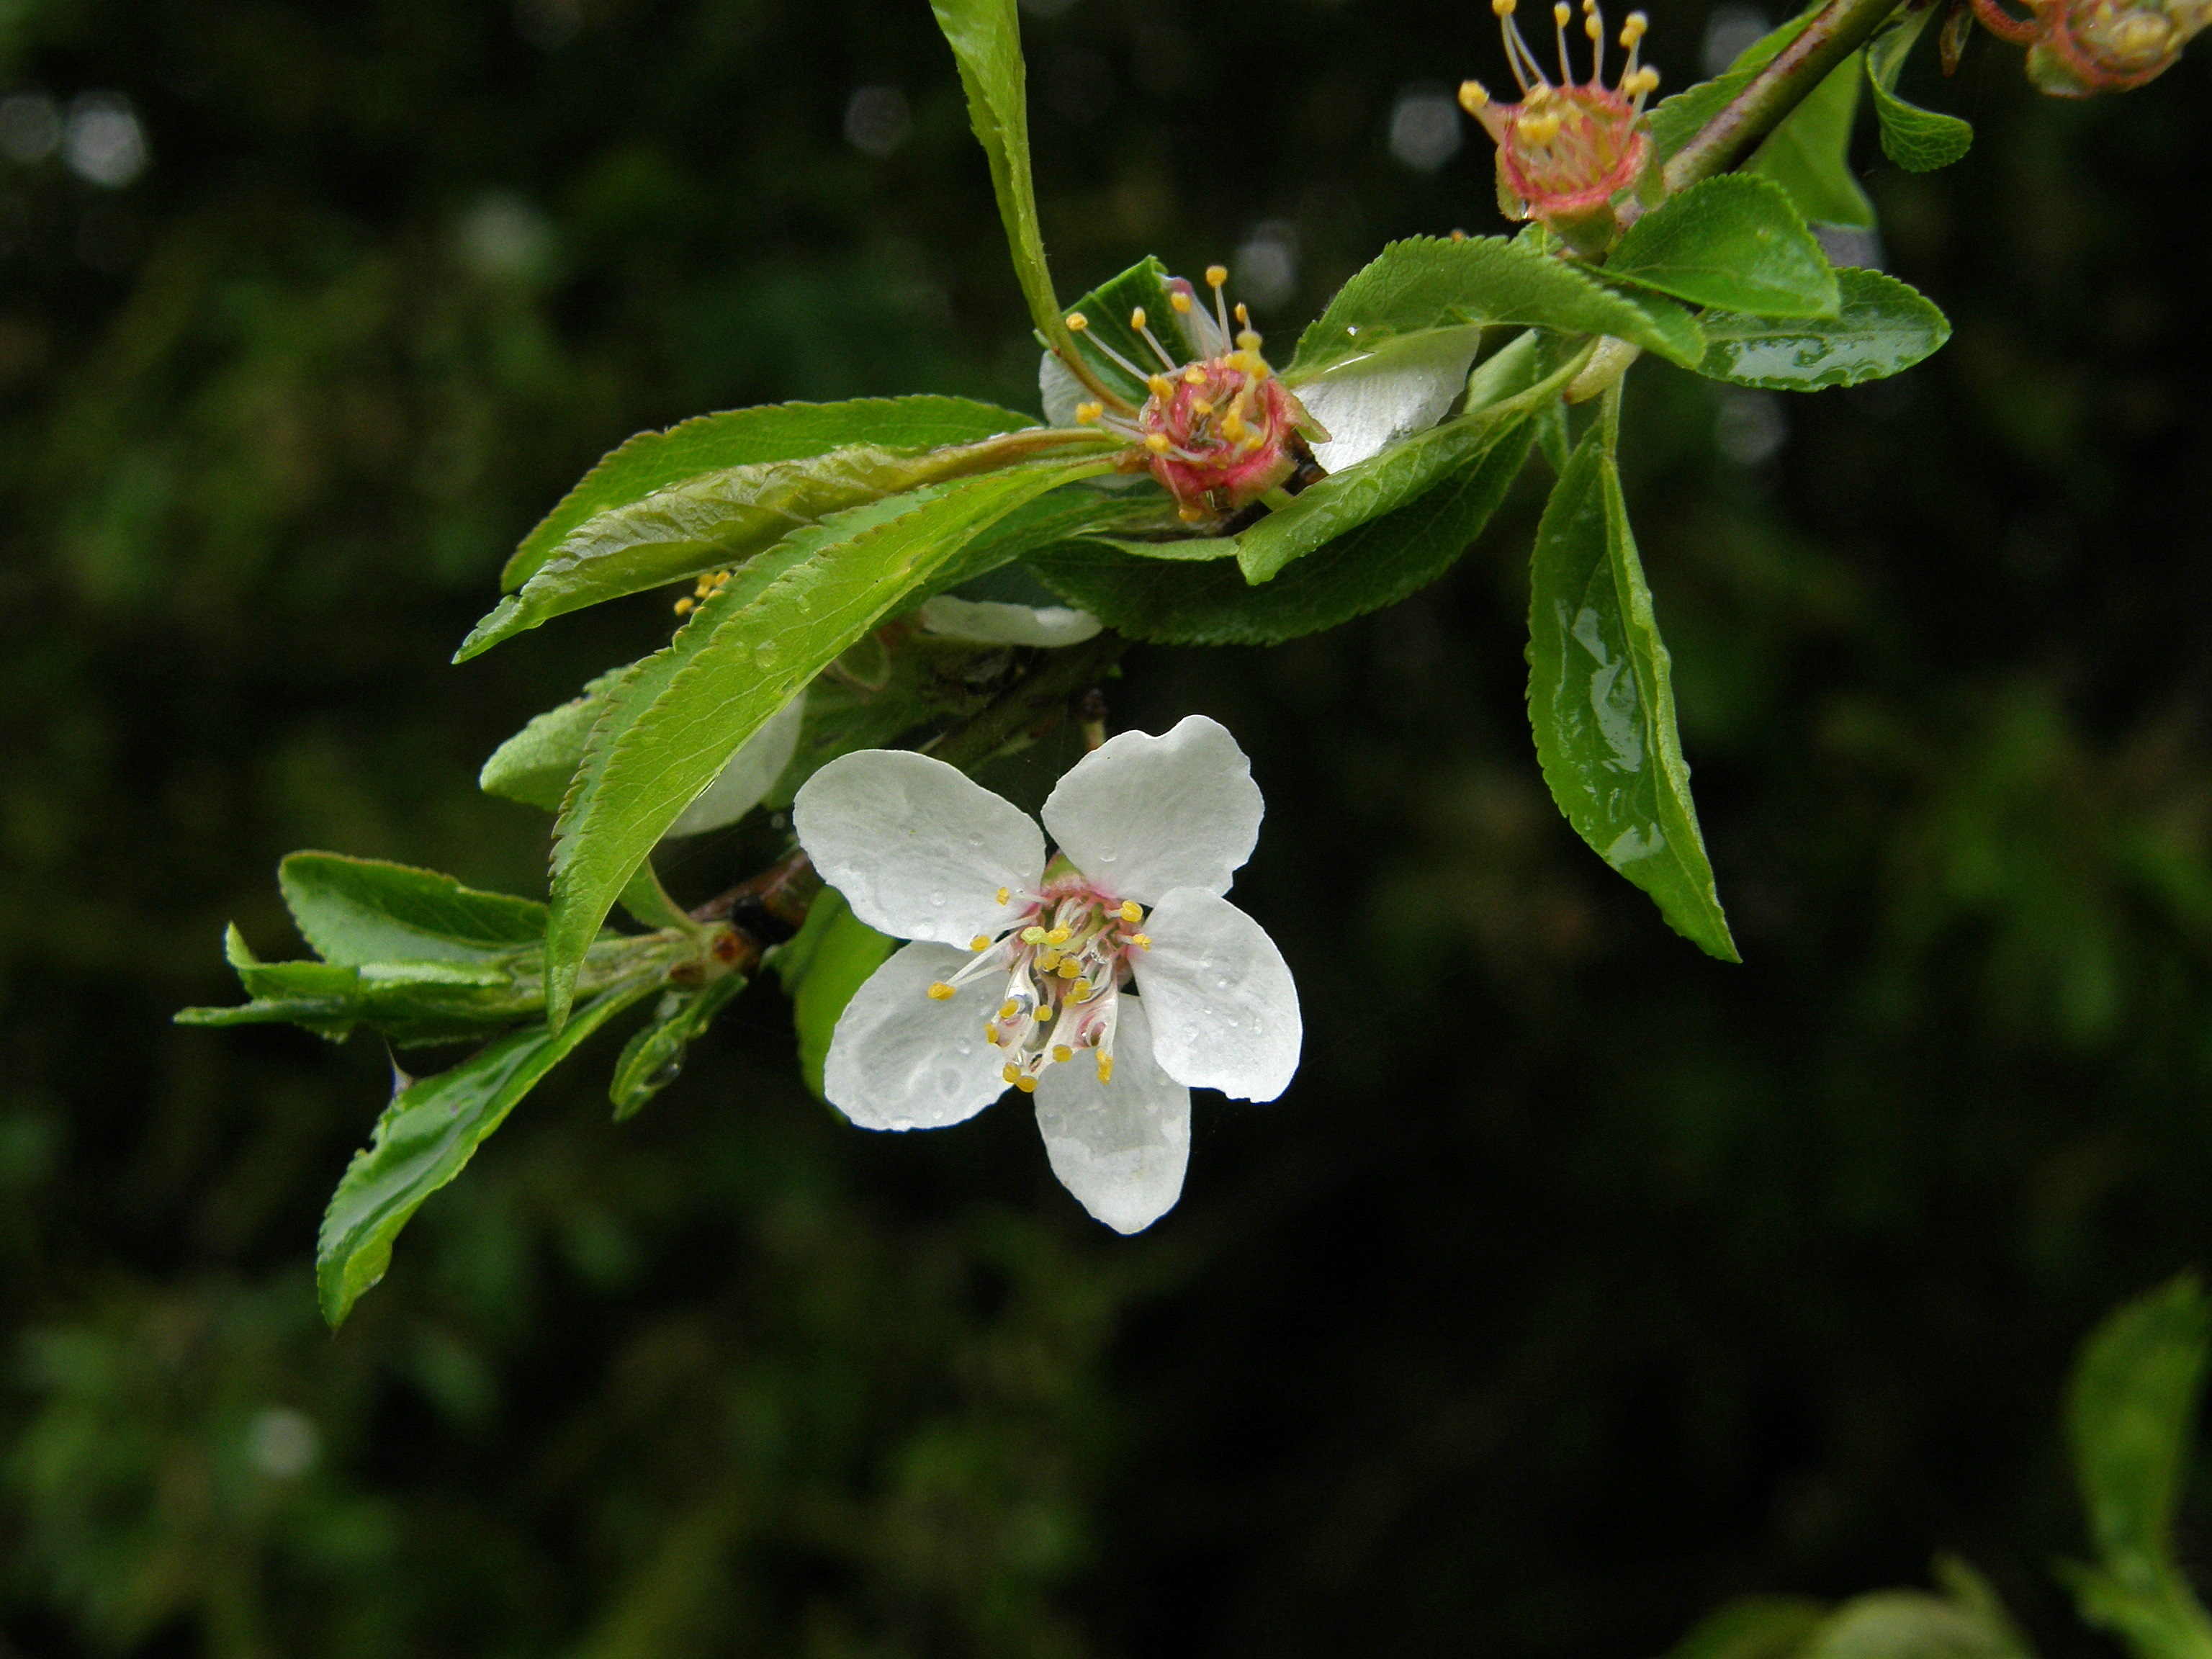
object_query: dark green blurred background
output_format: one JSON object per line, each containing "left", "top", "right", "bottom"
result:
{"left": 2, "top": 0, "right": 2209, "bottom": 1653}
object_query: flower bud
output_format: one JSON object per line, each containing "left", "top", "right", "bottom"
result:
{"left": 1974, "top": 0, "right": 2208, "bottom": 94}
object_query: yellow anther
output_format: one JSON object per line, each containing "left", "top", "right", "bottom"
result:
{"left": 1622, "top": 10, "right": 1647, "bottom": 38}
{"left": 1554, "top": 3, "right": 1570, "bottom": 22}
{"left": 1145, "top": 433, "right": 1172, "bottom": 453}
{"left": 927, "top": 981, "right": 956, "bottom": 1001}
{"left": 1177, "top": 503, "right": 1208, "bottom": 523}
{"left": 673, "top": 597, "right": 693, "bottom": 616}
{"left": 1021, "top": 925, "right": 1048, "bottom": 944}
{"left": 1236, "top": 328, "right": 1261, "bottom": 352}
{"left": 1170, "top": 289, "right": 1194, "bottom": 313}
{"left": 1057, "top": 959, "right": 1081, "bottom": 979}
{"left": 1586, "top": 14, "right": 1602, "bottom": 37}
{"left": 997, "top": 887, "right": 1011, "bottom": 905}
{"left": 1148, "top": 373, "right": 1174, "bottom": 397}
{"left": 1192, "top": 397, "right": 1215, "bottom": 415}
{"left": 1221, "top": 410, "right": 1246, "bottom": 440}
{"left": 1014, "top": 1073, "right": 1038, "bottom": 1094}
{"left": 986, "top": 1026, "right": 1002, "bottom": 1045}
{"left": 1184, "top": 365, "right": 1205, "bottom": 384}
{"left": 1526, "top": 81, "right": 1552, "bottom": 104}
{"left": 1452, "top": 228, "right": 1468, "bottom": 240}
{"left": 1459, "top": 78, "right": 1492, "bottom": 112}
{"left": 1075, "top": 400, "right": 1103, "bottom": 424}
{"left": 1097, "top": 1053, "right": 1115, "bottom": 1083}
{"left": 1520, "top": 109, "right": 1563, "bottom": 143}
{"left": 1493, "top": 0, "right": 1516, "bottom": 14}
{"left": 712, "top": 570, "right": 729, "bottom": 585}
{"left": 1037, "top": 950, "right": 1061, "bottom": 971}
{"left": 1004, "top": 1063, "right": 1022, "bottom": 1086}
{"left": 1052, "top": 1045, "right": 1074, "bottom": 1064}
{"left": 1234, "top": 302, "right": 1251, "bottom": 327}
{"left": 1119, "top": 900, "right": 1142, "bottom": 922}
{"left": 1205, "top": 264, "right": 1228, "bottom": 288}
{"left": 971, "top": 935, "right": 993, "bottom": 952}
{"left": 1130, "top": 933, "right": 1151, "bottom": 950}
{"left": 1000, "top": 1000, "right": 1020, "bottom": 1020}
{"left": 1129, "top": 306, "right": 1147, "bottom": 331}
{"left": 1047, "top": 926, "right": 1072, "bottom": 944}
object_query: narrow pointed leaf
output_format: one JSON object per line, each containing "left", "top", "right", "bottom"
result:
{"left": 459, "top": 428, "right": 1066, "bottom": 660}
{"left": 503, "top": 396, "right": 1032, "bottom": 592}
{"left": 1603, "top": 175, "right": 1839, "bottom": 319}
{"left": 278, "top": 853, "right": 549, "bottom": 964}
{"left": 1866, "top": 10, "right": 1974, "bottom": 173}
{"left": 1288, "top": 235, "right": 1704, "bottom": 374}
{"left": 543, "top": 459, "right": 1106, "bottom": 1028}
{"left": 2072, "top": 1274, "right": 2212, "bottom": 1566}
{"left": 608, "top": 971, "right": 751, "bottom": 1120}
{"left": 480, "top": 667, "right": 630, "bottom": 812}
{"left": 1033, "top": 421, "right": 1532, "bottom": 645}
{"left": 315, "top": 981, "right": 655, "bottom": 1326}
{"left": 1699, "top": 267, "right": 1950, "bottom": 391}
{"left": 1527, "top": 428, "right": 1737, "bottom": 961}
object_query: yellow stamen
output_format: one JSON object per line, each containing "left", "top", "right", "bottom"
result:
{"left": 1236, "top": 328, "right": 1261, "bottom": 353}
{"left": 1178, "top": 503, "right": 1208, "bottom": 523}
{"left": 1000, "top": 1000, "right": 1020, "bottom": 1020}
{"left": 1097, "top": 1053, "right": 1115, "bottom": 1083}
{"left": 927, "top": 981, "right": 956, "bottom": 1000}
{"left": 1075, "top": 401, "right": 1103, "bottom": 424}
{"left": 673, "top": 597, "right": 693, "bottom": 616}
{"left": 1221, "top": 410, "right": 1246, "bottom": 441}
{"left": 997, "top": 887, "right": 1011, "bottom": 905}
{"left": 1130, "top": 306, "right": 1147, "bottom": 331}
{"left": 1119, "top": 901, "right": 1142, "bottom": 922}
{"left": 1066, "top": 312, "right": 1089, "bottom": 331}
{"left": 1205, "top": 265, "right": 1228, "bottom": 288}
{"left": 1148, "top": 374, "right": 1174, "bottom": 397}
{"left": 1053, "top": 1045, "right": 1074, "bottom": 1064}
{"left": 1021, "top": 926, "right": 1048, "bottom": 944}
{"left": 1038, "top": 950, "right": 1061, "bottom": 971}
{"left": 1459, "top": 78, "right": 1491, "bottom": 112}
{"left": 1014, "top": 1074, "right": 1038, "bottom": 1094}
{"left": 971, "top": 935, "right": 992, "bottom": 951}
{"left": 1234, "top": 303, "right": 1251, "bottom": 328}
{"left": 1057, "top": 959, "right": 1081, "bottom": 979}
{"left": 986, "top": 1027, "right": 1002, "bottom": 1045}
{"left": 1004, "top": 1063, "right": 1022, "bottom": 1086}
{"left": 1184, "top": 365, "right": 1205, "bottom": 385}
{"left": 1047, "top": 926, "right": 1072, "bottom": 945}
{"left": 1145, "top": 433, "right": 1172, "bottom": 453}
{"left": 1192, "top": 397, "right": 1214, "bottom": 415}
{"left": 1170, "top": 290, "right": 1193, "bottom": 313}
{"left": 1130, "top": 933, "right": 1151, "bottom": 950}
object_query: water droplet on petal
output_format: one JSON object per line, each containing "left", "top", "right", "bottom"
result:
{"left": 930, "top": 890, "right": 945, "bottom": 907}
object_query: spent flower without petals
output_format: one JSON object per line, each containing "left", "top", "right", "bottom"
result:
{"left": 791, "top": 715, "right": 1300, "bottom": 1234}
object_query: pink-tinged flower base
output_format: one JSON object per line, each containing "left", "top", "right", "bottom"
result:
{"left": 1974, "top": 0, "right": 2209, "bottom": 93}
{"left": 1132, "top": 358, "right": 1313, "bottom": 519}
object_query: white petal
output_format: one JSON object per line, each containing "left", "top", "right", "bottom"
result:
{"left": 822, "top": 943, "right": 1008, "bottom": 1130}
{"left": 793, "top": 750, "right": 1045, "bottom": 946}
{"left": 1132, "top": 888, "right": 1301, "bottom": 1102}
{"left": 917, "top": 595, "right": 1102, "bottom": 648}
{"left": 1032, "top": 997, "right": 1190, "bottom": 1233}
{"left": 1039, "top": 350, "right": 1087, "bottom": 428}
{"left": 1040, "top": 714, "right": 1263, "bottom": 904}
{"left": 1291, "top": 326, "right": 1484, "bottom": 472}
{"left": 665, "top": 691, "right": 806, "bottom": 837}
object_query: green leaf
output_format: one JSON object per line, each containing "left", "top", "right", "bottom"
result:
{"left": 1032, "top": 422, "right": 1532, "bottom": 646}
{"left": 1699, "top": 267, "right": 1951, "bottom": 392}
{"left": 608, "top": 970, "right": 751, "bottom": 1120}
{"left": 502, "top": 397, "right": 1033, "bottom": 593}
{"left": 1039, "top": 256, "right": 1181, "bottom": 416}
{"left": 1604, "top": 175, "right": 1840, "bottom": 319}
{"left": 1661, "top": 1597, "right": 1830, "bottom": 1659}
{"left": 774, "top": 890, "right": 898, "bottom": 1100}
{"left": 1802, "top": 1594, "right": 2021, "bottom": 1659}
{"left": 1526, "top": 422, "right": 1737, "bottom": 962}
{"left": 315, "top": 981, "right": 655, "bottom": 1326}
{"left": 457, "top": 426, "right": 1069, "bottom": 660}
{"left": 929, "top": 0, "right": 1083, "bottom": 368}
{"left": 277, "top": 853, "right": 548, "bottom": 964}
{"left": 2072, "top": 1275, "right": 2212, "bottom": 1567}
{"left": 1748, "top": 52, "right": 1876, "bottom": 230}
{"left": 480, "top": 667, "right": 629, "bottom": 812}
{"left": 543, "top": 459, "right": 1105, "bottom": 1028}
{"left": 1866, "top": 9, "right": 1974, "bottom": 173}
{"left": 1287, "top": 235, "right": 1705, "bottom": 375}
{"left": 1646, "top": 3, "right": 1822, "bottom": 158}
{"left": 2059, "top": 1564, "right": 2212, "bottom": 1659}
{"left": 1236, "top": 398, "right": 1532, "bottom": 584}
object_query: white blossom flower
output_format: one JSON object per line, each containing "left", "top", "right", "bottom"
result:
{"left": 915, "top": 594, "right": 1102, "bottom": 647}
{"left": 791, "top": 714, "right": 1300, "bottom": 1233}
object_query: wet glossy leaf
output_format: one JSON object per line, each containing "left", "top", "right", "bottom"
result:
{"left": 608, "top": 970, "right": 751, "bottom": 1120}
{"left": 480, "top": 667, "right": 629, "bottom": 812}
{"left": 277, "top": 853, "right": 548, "bottom": 963}
{"left": 1288, "top": 235, "right": 1704, "bottom": 374}
{"left": 500, "top": 397, "right": 1031, "bottom": 592}
{"left": 775, "top": 890, "right": 898, "bottom": 1100}
{"left": 543, "top": 460, "right": 1103, "bottom": 1029}
{"left": 1527, "top": 427, "right": 1737, "bottom": 962}
{"left": 1604, "top": 176, "right": 1839, "bottom": 319}
{"left": 1699, "top": 268, "right": 1951, "bottom": 391}
{"left": 1866, "top": 10, "right": 1974, "bottom": 173}
{"left": 457, "top": 428, "right": 1059, "bottom": 660}
{"left": 315, "top": 981, "right": 656, "bottom": 1326}
{"left": 1031, "top": 422, "right": 1531, "bottom": 645}
{"left": 1748, "top": 53, "right": 1876, "bottom": 230}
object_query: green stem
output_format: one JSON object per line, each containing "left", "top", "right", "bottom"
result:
{"left": 1663, "top": 0, "right": 1907, "bottom": 190}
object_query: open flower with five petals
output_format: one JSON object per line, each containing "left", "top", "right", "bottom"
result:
{"left": 791, "top": 715, "right": 1300, "bottom": 1233}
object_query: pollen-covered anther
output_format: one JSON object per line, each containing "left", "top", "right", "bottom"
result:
{"left": 927, "top": 981, "right": 957, "bottom": 1001}
{"left": 1118, "top": 900, "right": 1142, "bottom": 922}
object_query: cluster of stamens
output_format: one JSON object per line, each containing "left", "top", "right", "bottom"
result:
{"left": 674, "top": 568, "right": 732, "bottom": 617}
{"left": 1973, "top": 0, "right": 2208, "bottom": 91}
{"left": 1460, "top": 0, "right": 1659, "bottom": 252}
{"left": 1061, "top": 266, "right": 1326, "bottom": 525}
{"left": 922, "top": 861, "right": 1153, "bottom": 1093}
